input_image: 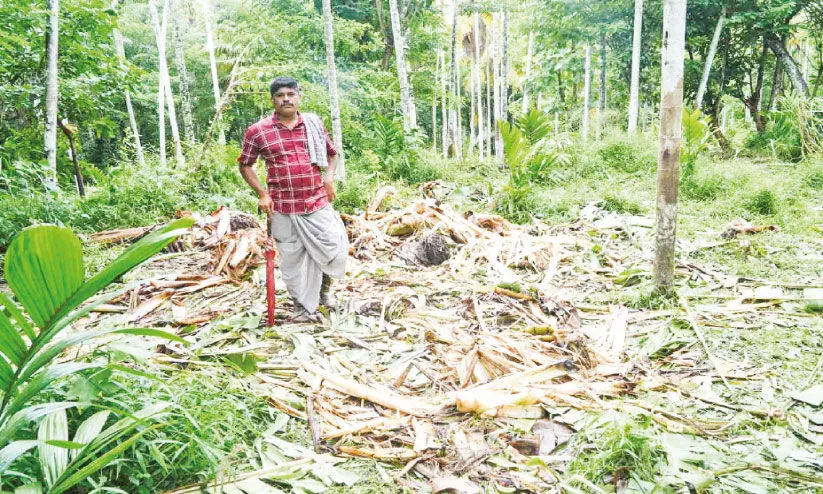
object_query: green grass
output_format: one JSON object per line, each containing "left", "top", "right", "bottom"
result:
{"left": 567, "top": 415, "right": 666, "bottom": 486}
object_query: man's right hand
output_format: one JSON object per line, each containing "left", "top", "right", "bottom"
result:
{"left": 258, "top": 193, "right": 275, "bottom": 214}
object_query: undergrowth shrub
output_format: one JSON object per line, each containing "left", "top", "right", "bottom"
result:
{"left": 803, "top": 167, "right": 823, "bottom": 189}
{"left": 494, "top": 185, "right": 540, "bottom": 224}
{"left": 369, "top": 115, "right": 439, "bottom": 184}
{"left": 681, "top": 174, "right": 728, "bottom": 201}
{"left": 601, "top": 194, "right": 642, "bottom": 215}
{"left": 745, "top": 189, "right": 779, "bottom": 215}
{"left": 567, "top": 416, "right": 665, "bottom": 486}
{"left": 596, "top": 141, "right": 653, "bottom": 174}
{"left": 95, "top": 370, "right": 274, "bottom": 493}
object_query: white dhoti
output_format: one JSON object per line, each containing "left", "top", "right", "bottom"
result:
{"left": 271, "top": 205, "right": 348, "bottom": 313}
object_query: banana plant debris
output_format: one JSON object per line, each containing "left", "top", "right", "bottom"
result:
{"left": 77, "top": 188, "right": 823, "bottom": 492}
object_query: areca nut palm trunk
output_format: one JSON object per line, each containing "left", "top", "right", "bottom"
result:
{"left": 628, "top": 0, "right": 643, "bottom": 133}
{"left": 492, "top": 12, "right": 504, "bottom": 163}
{"left": 202, "top": 0, "right": 225, "bottom": 145}
{"left": 695, "top": 7, "right": 725, "bottom": 110}
{"left": 485, "top": 61, "right": 492, "bottom": 156}
{"left": 433, "top": 51, "right": 439, "bottom": 152}
{"left": 448, "top": 0, "right": 459, "bottom": 158}
{"left": 149, "top": 0, "right": 185, "bottom": 166}
{"left": 474, "top": 12, "right": 484, "bottom": 159}
{"left": 388, "top": 0, "right": 416, "bottom": 132}
{"left": 44, "top": 0, "right": 59, "bottom": 184}
{"left": 321, "top": 0, "right": 345, "bottom": 181}
{"left": 582, "top": 44, "right": 591, "bottom": 142}
{"left": 113, "top": 27, "right": 146, "bottom": 167}
{"left": 654, "top": 0, "right": 687, "bottom": 291}
{"left": 171, "top": 0, "right": 195, "bottom": 143}
{"left": 501, "top": 10, "right": 509, "bottom": 124}
{"left": 598, "top": 38, "right": 607, "bottom": 140}
{"left": 440, "top": 50, "right": 449, "bottom": 158}
{"left": 521, "top": 30, "right": 534, "bottom": 114}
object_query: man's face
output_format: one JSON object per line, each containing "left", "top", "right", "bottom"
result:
{"left": 272, "top": 86, "right": 300, "bottom": 118}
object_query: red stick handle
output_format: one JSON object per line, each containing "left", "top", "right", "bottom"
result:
{"left": 265, "top": 214, "right": 276, "bottom": 327}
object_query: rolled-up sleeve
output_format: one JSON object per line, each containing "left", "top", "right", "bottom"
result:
{"left": 323, "top": 124, "right": 337, "bottom": 157}
{"left": 237, "top": 126, "right": 260, "bottom": 166}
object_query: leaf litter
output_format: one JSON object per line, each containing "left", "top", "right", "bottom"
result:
{"left": 75, "top": 192, "right": 823, "bottom": 492}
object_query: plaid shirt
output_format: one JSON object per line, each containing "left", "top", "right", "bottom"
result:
{"left": 238, "top": 112, "right": 337, "bottom": 215}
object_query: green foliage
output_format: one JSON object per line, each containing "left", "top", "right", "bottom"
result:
{"left": 493, "top": 185, "right": 539, "bottom": 225}
{"left": 601, "top": 194, "right": 642, "bottom": 215}
{"left": 367, "top": 115, "right": 439, "bottom": 184}
{"left": 0, "top": 221, "right": 190, "bottom": 483}
{"left": 681, "top": 108, "right": 713, "bottom": 177}
{"left": 804, "top": 168, "right": 823, "bottom": 190}
{"left": 501, "top": 110, "right": 569, "bottom": 187}
{"left": 681, "top": 173, "right": 729, "bottom": 201}
{"left": 94, "top": 370, "right": 275, "bottom": 493}
{"left": 567, "top": 416, "right": 665, "bottom": 486}
{"left": 596, "top": 141, "right": 654, "bottom": 174}
{"left": 745, "top": 189, "right": 779, "bottom": 216}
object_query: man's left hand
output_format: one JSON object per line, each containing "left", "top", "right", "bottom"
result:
{"left": 324, "top": 178, "right": 336, "bottom": 201}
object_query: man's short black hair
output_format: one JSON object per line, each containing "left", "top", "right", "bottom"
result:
{"left": 270, "top": 77, "right": 299, "bottom": 97}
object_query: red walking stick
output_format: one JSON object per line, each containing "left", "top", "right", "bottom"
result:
{"left": 264, "top": 213, "right": 276, "bottom": 327}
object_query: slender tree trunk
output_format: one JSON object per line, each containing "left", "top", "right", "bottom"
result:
{"left": 598, "top": 38, "right": 607, "bottom": 140}
{"left": 582, "top": 44, "right": 591, "bottom": 142}
{"left": 769, "top": 59, "right": 783, "bottom": 111}
{"left": 628, "top": 0, "right": 643, "bottom": 133}
{"left": 202, "top": 0, "right": 224, "bottom": 145}
{"left": 322, "top": 0, "right": 345, "bottom": 180}
{"left": 112, "top": 3, "right": 146, "bottom": 167}
{"left": 653, "top": 0, "right": 687, "bottom": 292}
{"left": 802, "top": 40, "right": 810, "bottom": 83}
{"left": 501, "top": 10, "right": 509, "bottom": 123}
{"left": 447, "top": 0, "right": 459, "bottom": 158}
{"left": 766, "top": 34, "right": 809, "bottom": 96}
{"left": 149, "top": 0, "right": 185, "bottom": 166}
{"left": 171, "top": 0, "right": 194, "bottom": 143}
{"left": 554, "top": 111, "right": 559, "bottom": 138}
{"left": 521, "top": 30, "right": 534, "bottom": 114}
{"left": 440, "top": 50, "right": 449, "bottom": 158}
{"left": 695, "top": 7, "right": 725, "bottom": 110}
{"left": 470, "top": 58, "right": 476, "bottom": 155}
{"left": 492, "top": 12, "right": 504, "bottom": 164}
{"left": 388, "top": 0, "right": 416, "bottom": 131}
{"left": 433, "top": 51, "right": 438, "bottom": 153}
{"left": 44, "top": 0, "right": 59, "bottom": 184}
{"left": 485, "top": 62, "right": 492, "bottom": 157}
{"left": 748, "top": 41, "right": 768, "bottom": 133}
{"left": 455, "top": 37, "right": 463, "bottom": 160}
{"left": 474, "top": 12, "right": 484, "bottom": 159}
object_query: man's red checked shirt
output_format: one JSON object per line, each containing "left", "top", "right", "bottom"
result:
{"left": 237, "top": 112, "right": 337, "bottom": 215}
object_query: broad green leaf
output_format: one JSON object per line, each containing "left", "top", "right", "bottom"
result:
{"left": 70, "top": 411, "right": 110, "bottom": 461}
{"left": 0, "top": 356, "right": 13, "bottom": 390}
{"left": 0, "top": 402, "right": 83, "bottom": 447}
{"left": 38, "top": 409, "right": 69, "bottom": 488}
{"left": 223, "top": 352, "right": 260, "bottom": 374}
{"left": 0, "top": 292, "right": 36, "bottom": 341}
{"left": 0, "top": 440, "right": 39, "bottom": 473}
{"left": 4, "top": 226, "right": 84, "bottom": 330}
{"left": 14, "top": 482, "right": 43, "bottom": 494}
{"left": 0, "top": 307, "right": 28, "bottom": 365}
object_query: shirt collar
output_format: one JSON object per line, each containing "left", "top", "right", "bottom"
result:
{"left": 272, "top": 111, "right": 303, "bottom": 129}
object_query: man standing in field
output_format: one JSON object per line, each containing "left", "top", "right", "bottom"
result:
{"left": 238, "top": 76, "right": 348, "bottom": 322}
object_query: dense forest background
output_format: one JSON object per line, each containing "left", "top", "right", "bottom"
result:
{"left": 2, "top": 0, "right": 821, "bottom": 249}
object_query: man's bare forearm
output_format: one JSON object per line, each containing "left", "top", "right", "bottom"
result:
{"left": 239, "top": 164, "right": 267, "bottom": 197}
{"left": 324, "top": 155, "right": 339, "bottom": 182}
